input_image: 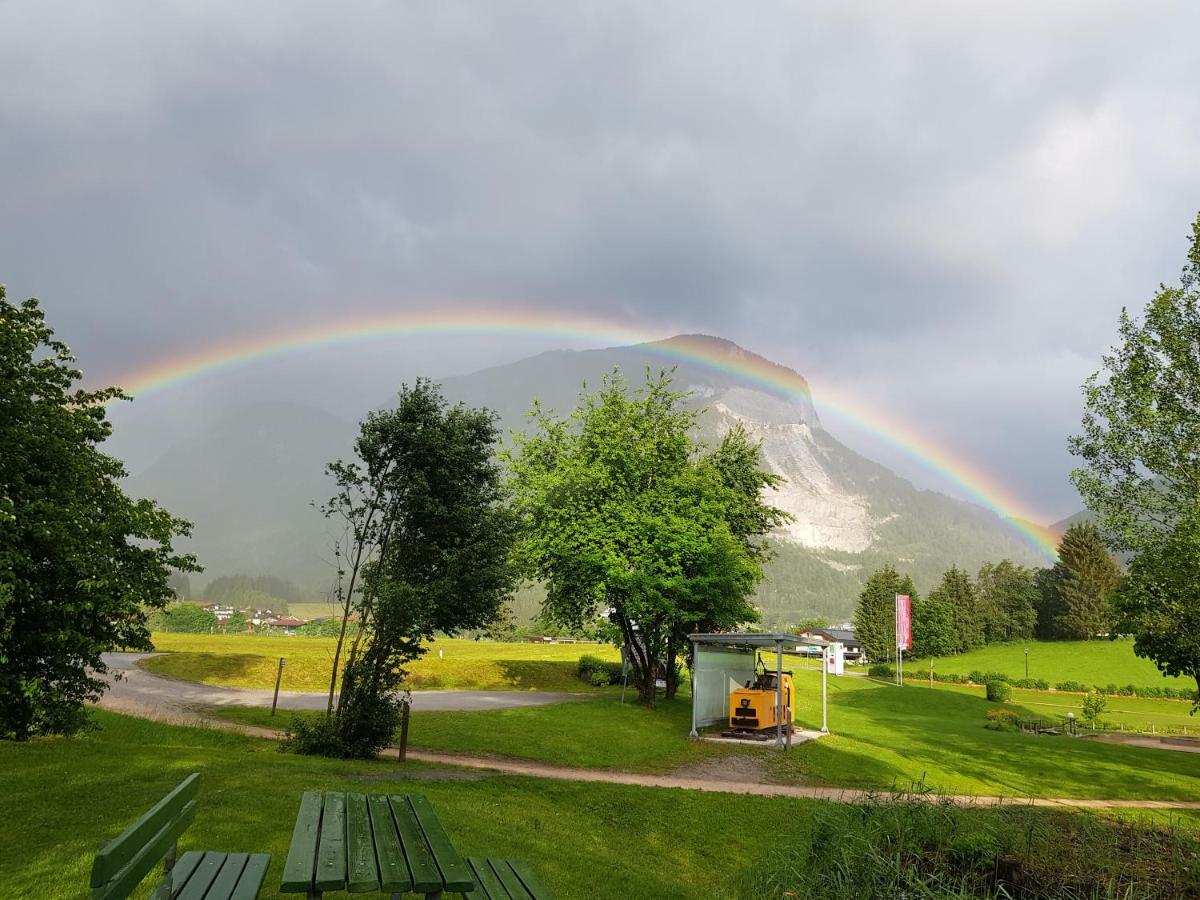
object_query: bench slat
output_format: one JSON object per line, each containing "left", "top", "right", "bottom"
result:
{"left": 163, "top": 850, "right": 206, "bottom": 898}
{"left": 509, "top": 859, "right": 553, "bottom": 900}
{"left": 279, "top": 791, "right": 323, "bottom": 892}
{"left": 491, "top": 860, "right": 535, "bottom": 900}
{"left": 409, "top": 794, "right": 474, "bottom": 892}
{"left": 345, "top": 793, "right": 379, "bottom": 893}
{"left": 92, "top": 774, "right": 200, "bottom": 887}
{"left": 176, "top": 851, "right": 226, "bottom": 900}
{"left": 389, "top": 796, "right": 442, "bottom": 893}
{"left": 195, "top": 852, "right": 247, "bottom": 900}
{"left": 315, "top": 791, "right": 348, "bottom": 891}
{"left": 92, "top": 801, "right": 198, "bottom": 900}
{"left": 367, "top": 795, "right": 413, "bottom": 894}
{"left": 229, "top": 854, "right": 271, "bottom": 900}
{"left": 467, "top": 857, "right": 511, "bottom": 900}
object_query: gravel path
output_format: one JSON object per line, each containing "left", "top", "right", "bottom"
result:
{"left": 97, "top": 652, "right": 589, "bottom": 717}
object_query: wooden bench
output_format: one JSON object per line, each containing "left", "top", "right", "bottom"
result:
{"left": 461, "top": 858, "right": 554, "bottom": 900}
{"left": 90, "top": 773, "right": 270, "bottom": 900}
{"left": 280, "top": 791, "right": 474, "bottom": 898}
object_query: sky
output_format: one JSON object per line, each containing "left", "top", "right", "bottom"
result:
{"left": 2, "top": 2, "right": 1198, "bottom": 522}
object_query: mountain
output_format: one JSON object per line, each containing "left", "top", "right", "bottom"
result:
{"left": 126, "top": 335, "right": 1050, "bottom": 623}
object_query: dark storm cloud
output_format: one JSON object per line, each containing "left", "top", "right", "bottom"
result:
{"left": 1, "top": 1, "right": 1198, "bottom": 516}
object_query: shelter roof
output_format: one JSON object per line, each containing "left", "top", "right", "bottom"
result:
{"left": 688, "top": 631, "right": 830, "bottom": 648}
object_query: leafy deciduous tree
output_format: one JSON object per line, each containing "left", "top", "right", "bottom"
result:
{"left": 509, "top": 371, "right": 785, "bottom": 707}
{"left": 0, "top": 291, "right": 197, "bottom": 740}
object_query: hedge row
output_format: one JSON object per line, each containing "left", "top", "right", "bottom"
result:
{"left": 866, "top": 664, "right": 1197, "bottom": 700}
{"left": 578, "top": 654, "right": 624, "bottom": 687}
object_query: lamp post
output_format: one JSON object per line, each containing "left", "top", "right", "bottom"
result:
{"left": 1024, "top": 648, "right": 1029, "bottom": 679}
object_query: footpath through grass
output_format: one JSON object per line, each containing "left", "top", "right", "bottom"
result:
{"left": 206, "top": 671, "right": 1200, "bottom": 802}
{"left": 2, "top": 710, "right": 815, "bottom": 899}
{"left": 144, "top": 634, "right": 620, "bottom": 693}
{"left": 925, "top": 639, "right": 1193, "bottom": 692}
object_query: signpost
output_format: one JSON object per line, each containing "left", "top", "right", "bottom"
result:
{"left": 271, "top": 657, "right": 286, "bottom": 716}
{"left": 895, "top": 594, "right": 912, "bottom": 686}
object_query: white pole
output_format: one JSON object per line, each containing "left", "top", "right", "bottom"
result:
{"left": 775, "top": 641, "right": 784, "bottom": 749}
{"left": 821, "top": 644, "right": 828, "bottom": 733}
{"left": 688, "top": 638, "right": 698, "bottom": 739}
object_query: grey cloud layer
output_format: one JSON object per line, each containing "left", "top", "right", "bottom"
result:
{"left": 2, "top": 1, "right": 1198, "bottom": 517}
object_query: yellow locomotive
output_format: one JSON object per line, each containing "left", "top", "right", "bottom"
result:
{"left": 728, "top": 658, "right": 794, "bottom": 733}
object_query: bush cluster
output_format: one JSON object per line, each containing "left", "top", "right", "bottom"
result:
{"left": 867, "top": 663, "right": 1197, "bottom": 702}
{"left": 746, "top": 794, "right": 1200, "bottom": 899}
{"left": 867, "top": 663, "right": 895, "bottom": 679}
{"left": 577, "top": 654, "right": 623, "bottom": 686}
{"left": 984, "top": 708, "right": 1021, "bottom": 731}
{"left": 985, "top": 680, "right": 1012, "bottom": 702}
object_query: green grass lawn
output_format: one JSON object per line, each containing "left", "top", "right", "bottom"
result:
{"left": 205, "top": 670, "right": 1200, "bottom": 802}
{"left": 143, "top": 634, "right": 621, "bottom": 693}
{"left": 924, "top": 639, "right": 1193, "bottom": 691}
{"left": 1, "top": 710, "right": 818, "bottom": 899}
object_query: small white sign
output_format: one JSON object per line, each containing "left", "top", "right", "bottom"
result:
{"left": 825, "top": 643, "right": 845, "bottom": 676}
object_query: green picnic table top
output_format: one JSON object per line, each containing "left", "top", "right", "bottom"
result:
{"left": 280, "top": 791, "right": 474, "bottom": 897}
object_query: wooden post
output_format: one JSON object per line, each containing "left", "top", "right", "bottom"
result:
{"left": 398, "top": 698, "right": 411, "bottom": 761}
{"left": 271, "top": 657, "right": 286, "bottom": 716}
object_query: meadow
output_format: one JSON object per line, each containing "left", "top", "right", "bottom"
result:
{"left": 207, "top": 670, "right": 1200, "bottom": 802}
{"left": 6, "top": 711, "right": 1199, "bottom": 899}
{"left": 144, "top": 633, "right": 621, "bottom": 693}
{"left": 924, "top": 639, "right": 1191, "bottom": 691}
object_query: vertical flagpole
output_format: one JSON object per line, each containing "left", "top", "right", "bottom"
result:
{"left": 895, "top": 594, "right": 900, "bottom": 686}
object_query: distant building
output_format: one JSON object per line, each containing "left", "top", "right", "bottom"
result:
{"left": 264, "top": 615, "right": 307, "bottom": 635}
{"left": 796, "top": 626, "right": 864, "bottom": 661}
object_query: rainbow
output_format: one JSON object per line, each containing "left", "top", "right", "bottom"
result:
{"left": 109, "top": 309, "right": 1058, "bottom": 558}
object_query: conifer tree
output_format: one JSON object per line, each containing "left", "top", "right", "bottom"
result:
{"left": 1050, "top": 523, "right": 1121, "bottom": 640}
{"left": 928, "top": 566, "right": 981, "bottom": 652}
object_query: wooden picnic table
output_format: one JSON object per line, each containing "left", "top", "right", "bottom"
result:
{"left": 280, "top": 792, "right": 474, "bottom": 899}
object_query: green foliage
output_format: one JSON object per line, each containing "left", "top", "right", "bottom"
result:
{"left": 975, "top": 560, "right": 1038, "bottom": 642}
{"left": 1043, "top": 524, "right": 1121, "bottom": 639}
{"left": 1056, "top": 680, "right": 1090, "bottom": 693}
{"left": 868, "top": 663, "right": 895, "bottom": 679}
{"left": 750, "top": 795, "right": 1200, "bottom": 900}
{"left": 1081, "top": 690, "right": 1107, "bottom": 724}
{"left": 0, "top": 291, "right": 197, "bottom": 739}
{"left": 929, "top": 565, "right": 981, "bottom": 652}
{"left": 1115, "top": 516, "right": 1200, "bottom": 707}
{"left": 911, "top": 591, "right": 955, "bottom": 658}
{"left": 577, "top": 654, "right": 623, "bottom": 686}
{"left": 985, "top": 680, "right": 1012, "bottom": 702}
{"left": 219, "top": 611, "right": 248, "bottom": 633}
{"left": 312, "top": 379, "right": 518, "bottom": 757}
{"left": 1071, "top": 211, "right": 1200, "bottom": 556}
{"left": 509, "top": 370, "right": 785, "bottom": 705}
{"left": 149, "top": 602, "right": 218, "bottom": 633}
{"left": 853, "top": 565, "right": 918, "bottom": 664}
{"left": 984, "top": 707, "right": 1020, "bottom": 731}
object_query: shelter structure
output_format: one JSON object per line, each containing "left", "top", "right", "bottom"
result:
{"left": 688, "top": 631, "right": 831, "bottom": 749}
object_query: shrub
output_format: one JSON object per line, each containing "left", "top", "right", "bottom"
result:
{"left": 985, "top": 708, "right": 1020, "bottom": 731}
{"left": 967, "top": 670, "right": 987, "bottom": 684}
{"left": 1012, "top": 677, "right": 1050, "bottom": 690}
{"left": 1102, "top": 683, "right": 1121, "bottom": 696}
{"left": 280, "top": 715, "right": 345, "bottom": 757}
{"left": 1056, "top": 680, "right": 1089, "bottom": 693}
{"left": 868, "top": 664, "right": 895, "bottom": 679}
{"left": 934, "top": 672, "right": 965, "bottom": 684}
{"left": 1081, "top": 691, "right": 1107, "bottom": 724}
{"left": 578, "top": 654, "right": 623, "bottom": 686}
{"left": 985, "top": 680, "right": 1012, "bottom": 702}
{"left": 1118, "top": 684, "right": 1138, "bottom": 697}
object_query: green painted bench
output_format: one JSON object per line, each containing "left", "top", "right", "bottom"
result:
{"left": 90, "top": 773, "right": 270, "bottom": 900}
{"left": 280, "top": 792, "right": 474, "bottom": 898}
{"left": 460, "top": 858, "right": 554, "bottom": 900}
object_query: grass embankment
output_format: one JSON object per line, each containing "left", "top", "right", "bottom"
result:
{"left": 0, "top": 710, "right": 816, "bottom": 899}
{"left": 208, "top": 671, "right": 1200, "bottom": 802}
{"left": 925, "top": 639, "right": 1193, "bottom": 692}
{"left": 144, "top": 634, "right": 620, "bottom": 693}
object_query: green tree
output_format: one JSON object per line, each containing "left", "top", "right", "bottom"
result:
{"left": 0, "top": 291, "right": 197, "bottom": 739}
{"left": 1048, "top": 523, "right": 1121, "bottom": 640}
{"left": 1070, "top": 213, "right": 1200, "bottom": 701}
{"left": 911, "top": 592, "right": 955, "bottom": 658}
{"left": 1033, "top": 566, "right": 1060, "bottom": 639}
{"left": 1112, "top": 513, "right": 1200, "bottom": 706}
{"left": 975, "top": 560, "right": 1038, "bottom": 642}
{"left": 221, "top": 611, "right": 249, "bottom": 634}
{"left": 154, "top": 602, "right": 218, "bottom": 633}
{"left": 928, "top": 566, "right": 981, "bottom": 652}
{"left": 509, "top": 371, "right": 783, "bottom": 706}
{"left": 853, "top": 565, "right": 918, "bottom": 664}
{"left": 299, "top": 379, "right": 517, "bottom": 757}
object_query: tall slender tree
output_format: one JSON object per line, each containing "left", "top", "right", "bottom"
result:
{"left": 975, "top": 560, "right": 1038, "bottom": 642}
{"left": 928, "top": 566, "right": 981, "bottom": 653}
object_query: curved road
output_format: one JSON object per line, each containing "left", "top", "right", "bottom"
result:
{"left": 97, "top": 653, "right": 588, "bottom": 718}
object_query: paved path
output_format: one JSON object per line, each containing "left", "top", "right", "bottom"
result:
{"left": 98, "top": 653, "right": 588, "bottom": 717}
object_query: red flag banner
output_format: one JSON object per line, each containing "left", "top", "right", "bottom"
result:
{"left": 896, "top": 594, "right": 912, "bottom": 650}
